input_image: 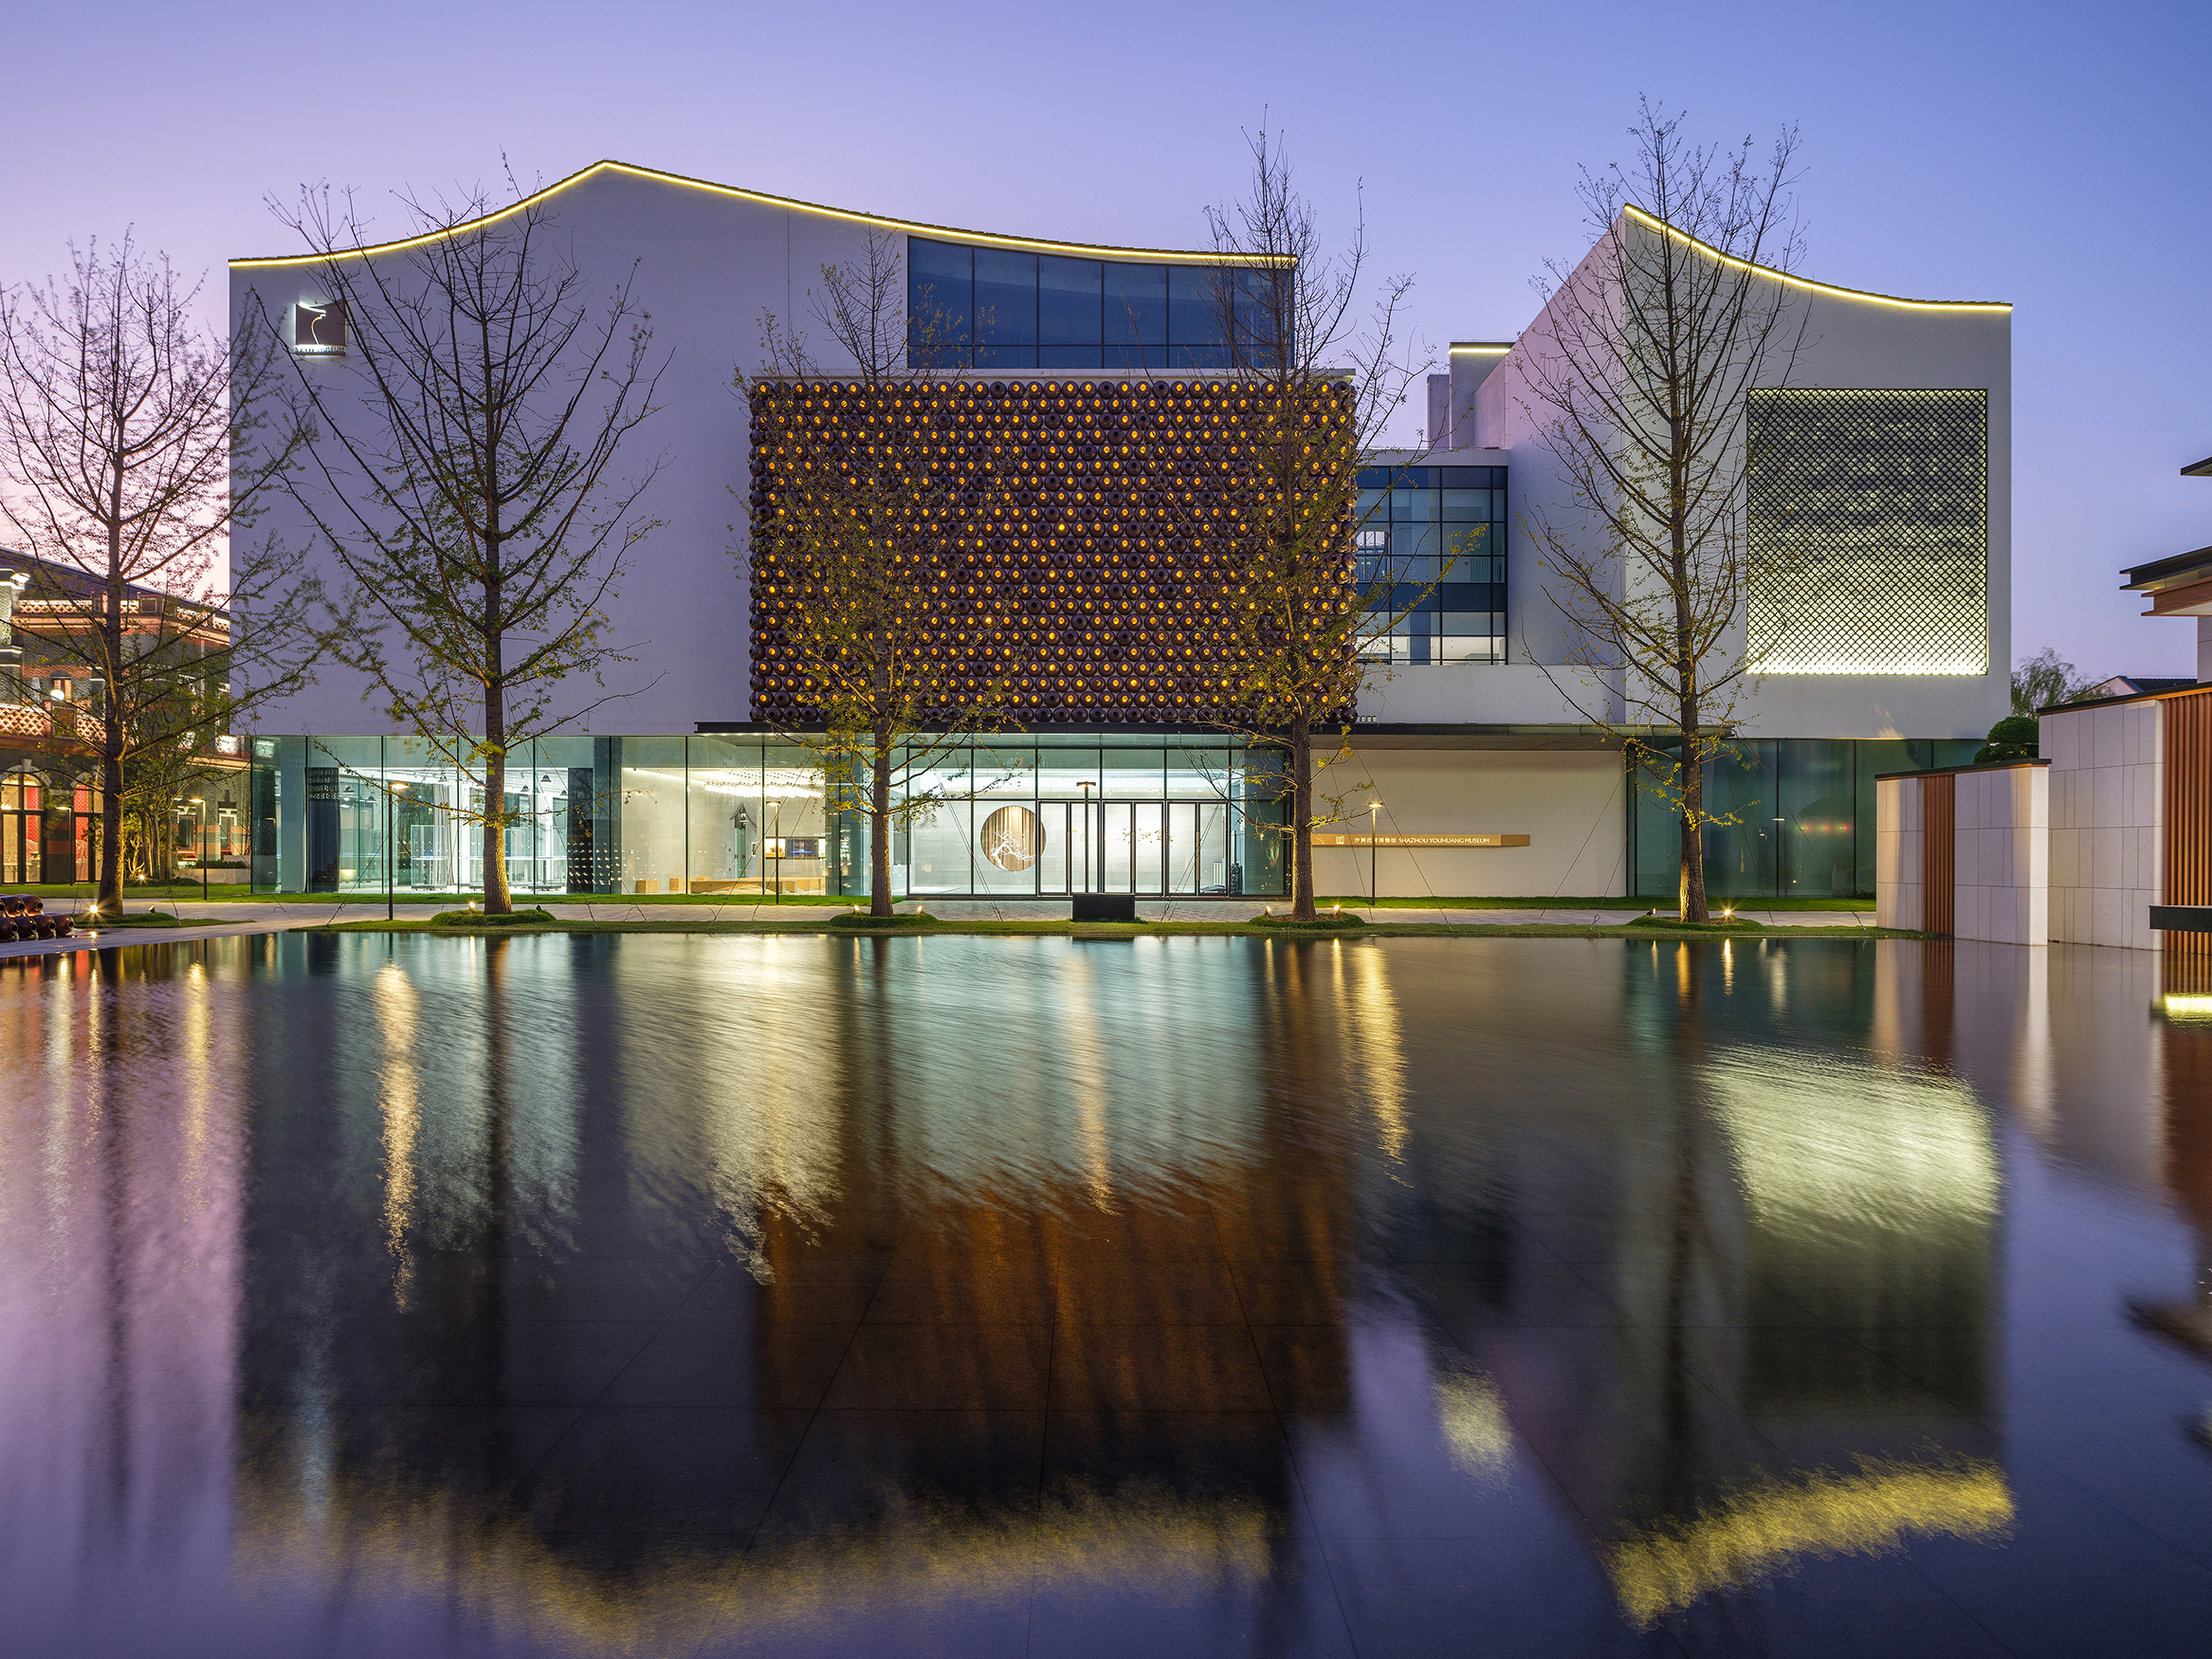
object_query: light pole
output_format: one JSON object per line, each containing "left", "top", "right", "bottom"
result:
{"left": 767, "top": 799, "right": 781, "bottom": 903}
{"left": 385, "top": 781, "right": 397, "bottom": 921}
{"left": 1368, "top": 798, "right": 1380, "bottom": 910}
{"left": 189, "top": 796, "right": 207, "bottom": 905}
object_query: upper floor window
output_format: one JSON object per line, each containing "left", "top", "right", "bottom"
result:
{"left": 1355, "top": 465, "right": 1508, "bottom": 666}
{"left": 906, "top": 239, "right": 1287, "bottom": 372}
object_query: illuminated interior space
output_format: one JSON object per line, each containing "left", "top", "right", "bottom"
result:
{"left": 248, "top": 733, "right": 1289, "bottom": 898}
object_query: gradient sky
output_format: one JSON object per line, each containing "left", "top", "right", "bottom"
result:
{"left": 6, "top": 0, "right": 2205, "bottom": 682}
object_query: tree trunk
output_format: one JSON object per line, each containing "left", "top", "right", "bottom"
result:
{"left": 482, "top": 516, "right": 512, "bottom": 914}
{"left": 95, "top": 561, "right": 124, "bottom": 917}
{"left": 1289, "top": 716, "right": 1316, "bottom": 921}
{"left": 482, "top": 738, "right": 512, "bottom": 914}
{"left": 1678, "top": 718, "right": 1709, "bottom": 925}
{"left": 869, "top": 727, "right": 893, "bottom": 918}
{"left": 97, "top": 722, "right": 123, "bottom": 915}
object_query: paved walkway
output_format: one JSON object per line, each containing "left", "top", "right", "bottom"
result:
{"left": 0, "top": 897, "right": 1878, "bottom": 961}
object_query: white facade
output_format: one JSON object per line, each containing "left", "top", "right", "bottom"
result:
{"left": 1369, "top": 214, "right": 2012, "bottom": 743}
{"left": 227, "top": 163, "right": 2016, "bottom": 901}
{"left": 2042, "top": 697, "right": 2165, "bottom": 950}
{"left": 229, "top": 162, "right": 1229, "bottom": 737}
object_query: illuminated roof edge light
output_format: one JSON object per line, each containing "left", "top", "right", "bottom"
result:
{"left": 231, "top": 160, "right": 1294, "bottom": 270}
{"left": 1621, "top": 206, "right": 2010, "bottom": 314}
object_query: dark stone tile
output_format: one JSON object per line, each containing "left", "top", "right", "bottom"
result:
{"left": 1028, "top": 1555, "right": 1356, "bottom": 1659}
{"left": 1319, "top": 1532, "right": 1659, "bottom": 1656}
{"left": 1409, "top": 1261, "right": 1629, "bottom": 1332}
{"left": 377, "top": 1320, "right": 658, "bottom": 1407}
{"left": 1043, "top": 1410, "right": 1293, "bottom": 1508}
{"left": 1035, "top": 1204, "right": 1228, "bottom": 1263}
{"left": 862, "top": 1263, "right": 1056, "bottom": 1324}
{"left": 825, "top": 1324, "right": 1051, "bottom": 1410}
{"left": 599, "top": 1321, "right": 855, "bottom": 1409}
{"left": 1653, "top": 1555, "right": 2007, "bottom": 1656}
{"left": 513, "top": 1407, "right": 813, "bottom": 1533}
{"left": 1051, "top": 1261, "right": 1245, "bottom": 1326}
{"left": 494, "top": 1257, "right": 717, "bottom": 1321}
{"left": 243, "top": 1254, "right": 505, "bottom": 1322}
{"left": 1250, "top": 1325, "right": 1363, "bottom": 1415}
{"left": 753, "top": 1408, "right": 1046, "bottom": 1541}
{"left": 1050, "top": 1323, "right": 1271, "bottom": 1412}
{"left": 1229, "top": 1260, "right": 1419, "bottom": 1326}
{"left": 695, "top": 1594, "right": 1033, "bottom": 1659}
{"left": 672, "top": 1258, "right": 887, "bottom": 1323}
{"left": 301, "top": 1405, "right": 582, "bottom": 1509}
{"left": 1909, "top": 1455, "right": 2212, "bottom": 1658}
{"left": 238, "top": 1316, "right": 472, "bottom": 1410}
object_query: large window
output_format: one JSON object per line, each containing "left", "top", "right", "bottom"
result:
{"left": 906, "top": 239, "right": 1281, "bottom": 371}
{"left": 248, "top": 735, "right": 1289, "bottom": 898}
{"left": 1356, "top": 465, "right": 1507, "bottom": 665}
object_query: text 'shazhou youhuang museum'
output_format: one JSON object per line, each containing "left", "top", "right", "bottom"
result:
{"left": 229, "top": 160, "right": 2011, "bottom": 901}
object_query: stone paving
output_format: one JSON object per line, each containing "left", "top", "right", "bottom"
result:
{"left": 0, "top": 896, "right": 1880, "bottom": 960}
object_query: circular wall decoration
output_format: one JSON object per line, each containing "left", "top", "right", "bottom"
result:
{"left": 980, "top": 804, "right": 1044, "bottom": 872}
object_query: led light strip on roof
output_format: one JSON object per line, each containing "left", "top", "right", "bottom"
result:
{"left": 1622, "top": 206, "right": 2009, "bottom": 314}
{"left": 1449, "top": 342, "right": 1512, "bottom": 355}
{"left": 231, "top": 159, "right": 1293, "bottom": 270}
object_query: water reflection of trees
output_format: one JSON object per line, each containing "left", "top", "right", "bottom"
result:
{"left": 0, "top": 932, "right": 2043, "bottom": 1650}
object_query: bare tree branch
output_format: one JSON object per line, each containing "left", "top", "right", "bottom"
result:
{"left": 256, "top": 171, "right": 668, "bottom": 912}
{"left": 1519, "top": 99, "right": 1809, "bottom": 921}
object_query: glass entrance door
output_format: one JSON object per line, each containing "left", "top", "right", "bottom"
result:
{"left": 1037, "top": 799, "right": 1103, "bottom": 894}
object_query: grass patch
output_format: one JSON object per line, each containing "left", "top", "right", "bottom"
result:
{"left": 291, "top": 915, "right": 1921, "bottom": 942}
{"left": 1626, "top": 914, "right": 1762, "bottom": 933}
{"left": 830, "top": 910, "right": 938, "bottom": 928}
{"left": 429, "top": 907, "right": 558, "bottom": 928}
{"left": 1252, "top": 911, "right": 1365, "bottom": 930}
{"left": 79, "top": 910, "right": 230, "bottom": 929}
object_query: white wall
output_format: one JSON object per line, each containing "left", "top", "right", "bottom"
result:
{"left": 1314, "top": 748, "right": 1626, "bottom": 898}
{"left": 1876, "top": 764, "right": 2048, "bottom": 944}
{"left": 2044, "top": 699, "right": 2164, "bottom": 949}
{"left": 1469, "top": 212, "right": 2010, "bottom": 743}
{"left": 1875, "top": 775, "right": 1922, "bottom": 932}
{"left": 1956, "top": 764, "right": 2048, "bottom": 946}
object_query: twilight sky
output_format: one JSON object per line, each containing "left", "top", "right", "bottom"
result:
{"left": 5, "top": 0, "right": 2206, "bottom": 681}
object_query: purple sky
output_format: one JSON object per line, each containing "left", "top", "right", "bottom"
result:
{"left": 7, "top": 0, "right": 2206, "bottom": 682}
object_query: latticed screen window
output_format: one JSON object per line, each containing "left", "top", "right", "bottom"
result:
{"left": 1746, "top": 389, "right": 1989, "bottom": 675}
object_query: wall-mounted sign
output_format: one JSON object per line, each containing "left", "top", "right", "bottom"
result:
{"left": 767, "top": 836, "right": 819, "bottom": 860}
{"left": 980, "top": 804, "right": 1043, "bottom": 871}
{"left": 292, "top": 299, "right": 347, "bottom": 356}
{"left": 1311, "top": 832, "right": 1530, "bottom": 848}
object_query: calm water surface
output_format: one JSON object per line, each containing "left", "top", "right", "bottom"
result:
{"left": 5, "top": 933, "right": 2212, "bottom": 1657}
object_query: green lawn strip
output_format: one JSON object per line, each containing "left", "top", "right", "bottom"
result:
{"left": 9, "top": 885, "right": 1877, "bottom": 914}
{"left": 77, "top": 910, "right": 233, "bottom": 929}
{"left": 290, "top": 917, "right": 1920, "bottom": 941}
{"left": 1317, "top": 894, "right": 1874, "bottom": 912}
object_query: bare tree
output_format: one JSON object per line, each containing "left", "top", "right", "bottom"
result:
{"left": 0, "top": 235, "right": 329, "bottom": 916}
{"left": 1520, "top": 100, "right": 1808, "bottom": 922}
{"left": 740, "top": 230, "right": 1013, "bottom": 917}
{"left": 261, "top": 181, "right": 667, "bottom": 913}
{"left": 1203, "top": 126, "right": 1432, "bottom": 920}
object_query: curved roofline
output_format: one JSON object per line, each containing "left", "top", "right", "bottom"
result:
{"left": 1622, "top": 206, "right": 2009, "bottom": 314}
{"left": 230, "top": 159, "right": 1292, "bottom": 270}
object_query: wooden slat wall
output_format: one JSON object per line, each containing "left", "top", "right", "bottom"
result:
{"left": 1923, "top": 773, "right": 1955, "bottom": 939}
{"left": 2165, "top": 690, "right": 2212, "bottom": 957}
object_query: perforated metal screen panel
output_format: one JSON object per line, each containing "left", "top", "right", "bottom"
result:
{"left": 1746, "top": 389, "right": 1989, "bottom": 676}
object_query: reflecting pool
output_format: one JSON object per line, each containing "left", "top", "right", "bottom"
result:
{"left": 6, "top": 934, "right": 2212, "bottom": 1656}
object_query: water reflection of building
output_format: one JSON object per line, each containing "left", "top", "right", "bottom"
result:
{"left": 1387, "top": 939, "right": 2011, "bottom": 1628}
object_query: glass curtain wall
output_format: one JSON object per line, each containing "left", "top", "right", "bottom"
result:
{"left": 1628, "top": 737, "right": 1984, "bottom": 901}
{"left": 247, "top": 735, "right": 1289, "bottom": 898}
{"left": 1356, "top": 465, "right": 1508, "bottom": 665}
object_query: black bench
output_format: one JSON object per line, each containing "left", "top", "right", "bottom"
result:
{"left": 1072, "top": 894, "right": 1138, "bottom": 923}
